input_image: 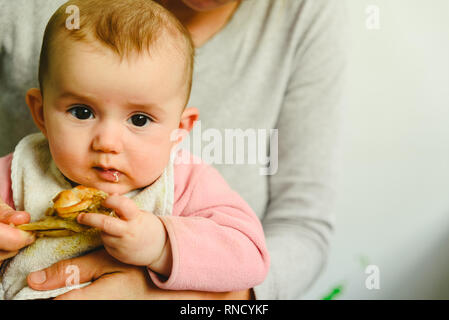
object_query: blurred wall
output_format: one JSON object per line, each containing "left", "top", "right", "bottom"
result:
{"left": 302, "top": 0, "right": 449, "bottom": 299}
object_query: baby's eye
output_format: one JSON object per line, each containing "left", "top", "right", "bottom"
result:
{"left": 128, "top": 114, "right": 152, "bottom": 127}
{"left": 68, "top": 105, "right": 94, "bottom": 120}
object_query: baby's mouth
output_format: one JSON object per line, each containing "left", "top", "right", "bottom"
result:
{"left": 93, "top": 167, "right": 121, "bottom": 183}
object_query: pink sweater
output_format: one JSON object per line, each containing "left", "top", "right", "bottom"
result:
{"left": 0, "top": 151, "right": 269, "bottom": 292}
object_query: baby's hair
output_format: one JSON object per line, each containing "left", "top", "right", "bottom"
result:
{"left": 38, "top": 0, "right": 195, "bottom": 106}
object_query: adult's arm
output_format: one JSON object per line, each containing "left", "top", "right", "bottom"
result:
{"left": 254, "top": 0, "right": 348, "bottom": 299}
{"left": 27, "top": 249, "right": 252, "bottom": 300}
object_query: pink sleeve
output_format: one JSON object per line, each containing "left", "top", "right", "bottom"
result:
{"left": 0, "top": 154, "right": 15, "bottom": 209}
{"left": 147, "top": 151, "right": 270, "bottom": 292}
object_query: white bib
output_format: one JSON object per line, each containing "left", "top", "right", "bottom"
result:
{"left": 0, "top": 133, "right": 174, "bottom": 300}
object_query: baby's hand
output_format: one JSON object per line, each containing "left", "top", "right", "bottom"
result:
{"left": 77, "top": 195, "right": 169, "bottom": 270}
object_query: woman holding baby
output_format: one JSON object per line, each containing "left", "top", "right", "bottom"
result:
{"left": 0, "top": 0, "right": 346, "bottom": 300}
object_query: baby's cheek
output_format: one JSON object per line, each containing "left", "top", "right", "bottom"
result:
{"left": 50, "top": 141, "right": 79, "bottom": 165}
{"left": 130, "top": 156, "right": 167, "bottom": 186}
{"left": 48, "top": 129, "right": 80, "bottom": 157}
{"left": 49, "top": 140, "right": 86, "bottom": 182}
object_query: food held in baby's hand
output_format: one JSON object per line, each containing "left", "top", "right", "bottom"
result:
{"left": 17, "top": 186, "right": 112, "bottom": 237}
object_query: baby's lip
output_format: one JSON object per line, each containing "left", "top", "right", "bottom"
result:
{"left": 93, "top": 165, "right": 120, "bottom": 172}
{"left": 93, "top": 166, "right": 123, "bottom": 182}
{"left": 93, "top": 162, "right": 123, "bottom": 171}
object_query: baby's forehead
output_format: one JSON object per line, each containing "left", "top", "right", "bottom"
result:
{"left": 50, "top": 34, "right": 183, "bottom": 75}
{"left": 50, "top": 29, "right": 191, "bottom": 79}
{"left": 45, "top": 36, "right": 191, "bottom": 111}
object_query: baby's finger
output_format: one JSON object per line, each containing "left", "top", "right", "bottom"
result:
{"left": 102, "top": 195, "right": 140, "bottom": 221}
{"left": 77, "top": 213, "right": 126, "bottom": 237}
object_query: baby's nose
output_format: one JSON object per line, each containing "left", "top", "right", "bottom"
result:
{"left": 92, "top": 123, "right": 124, "bottom": 154}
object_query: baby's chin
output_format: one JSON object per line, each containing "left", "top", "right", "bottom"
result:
{"left": 90, "top": 183, "right": 133, "bottom": 195}
{"left": 88, "top": 181, "right": 149, "bottom": 196}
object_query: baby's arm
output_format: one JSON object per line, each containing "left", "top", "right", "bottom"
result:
{"left": 147, "top": 162, "right": 270, "bottom": 292}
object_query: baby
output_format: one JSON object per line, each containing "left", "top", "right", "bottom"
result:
{"left": 0, "top": 0, "right": 269, "bottom": 299}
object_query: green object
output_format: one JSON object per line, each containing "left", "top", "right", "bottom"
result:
{"left": 357, "top": 254, "right": 371, "bottom": 269}
{"left": 322, "top": 284, "right": 344, "bottom": 300}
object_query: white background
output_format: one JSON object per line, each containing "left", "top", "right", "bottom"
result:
{"left": 302, "top": 0, "right": 449, "bottom": 299}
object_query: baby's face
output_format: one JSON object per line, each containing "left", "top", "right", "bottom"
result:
{"left": 37, "top": 39, "right": 191, "bottom": 195}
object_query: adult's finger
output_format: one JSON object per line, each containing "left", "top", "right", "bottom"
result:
{"left": 0, "top": 200, "right": 14, "bottom": 217}
{"left": 0, "top": 223, "right": 35, "bottom": 251}
{"left": 77, "top": 213, "right": 127, "bottom": 237}
{"left": 6, "top": 211, "right": 31, "bottom": 226}
{"left": 102, "top": 195, "right": 140, "bottom": 220}
{"left": 54, "top": 264, "right": 156, "bottom": 300}
{"left": 0, "top": 249, "right": 19, "bottom": 261}
{"left": 0, "top": 207, "right": 31, "bottom": 226}
{"left": 27, "top": 249, "right": 130, "bottom": 291}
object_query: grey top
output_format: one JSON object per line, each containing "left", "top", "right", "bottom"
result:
{"left": 0, "top": 0, "right": 347, "bottom": 299}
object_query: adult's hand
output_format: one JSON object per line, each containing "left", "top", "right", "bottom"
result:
{"left": 27, "top": 249, "right": 253, "bottom": 300}
{"left": 0, "top": 201, "right": 35, "bottom": 262}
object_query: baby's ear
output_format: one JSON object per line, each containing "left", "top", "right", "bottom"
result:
{"left": 170, "top": 107, "right": 199, "bottom": 146}
{"left": 26, "top": 88, "right": 47, "bottom": 136}
{"left": 179, "top": 106, "right": 199, "bottom": 133}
